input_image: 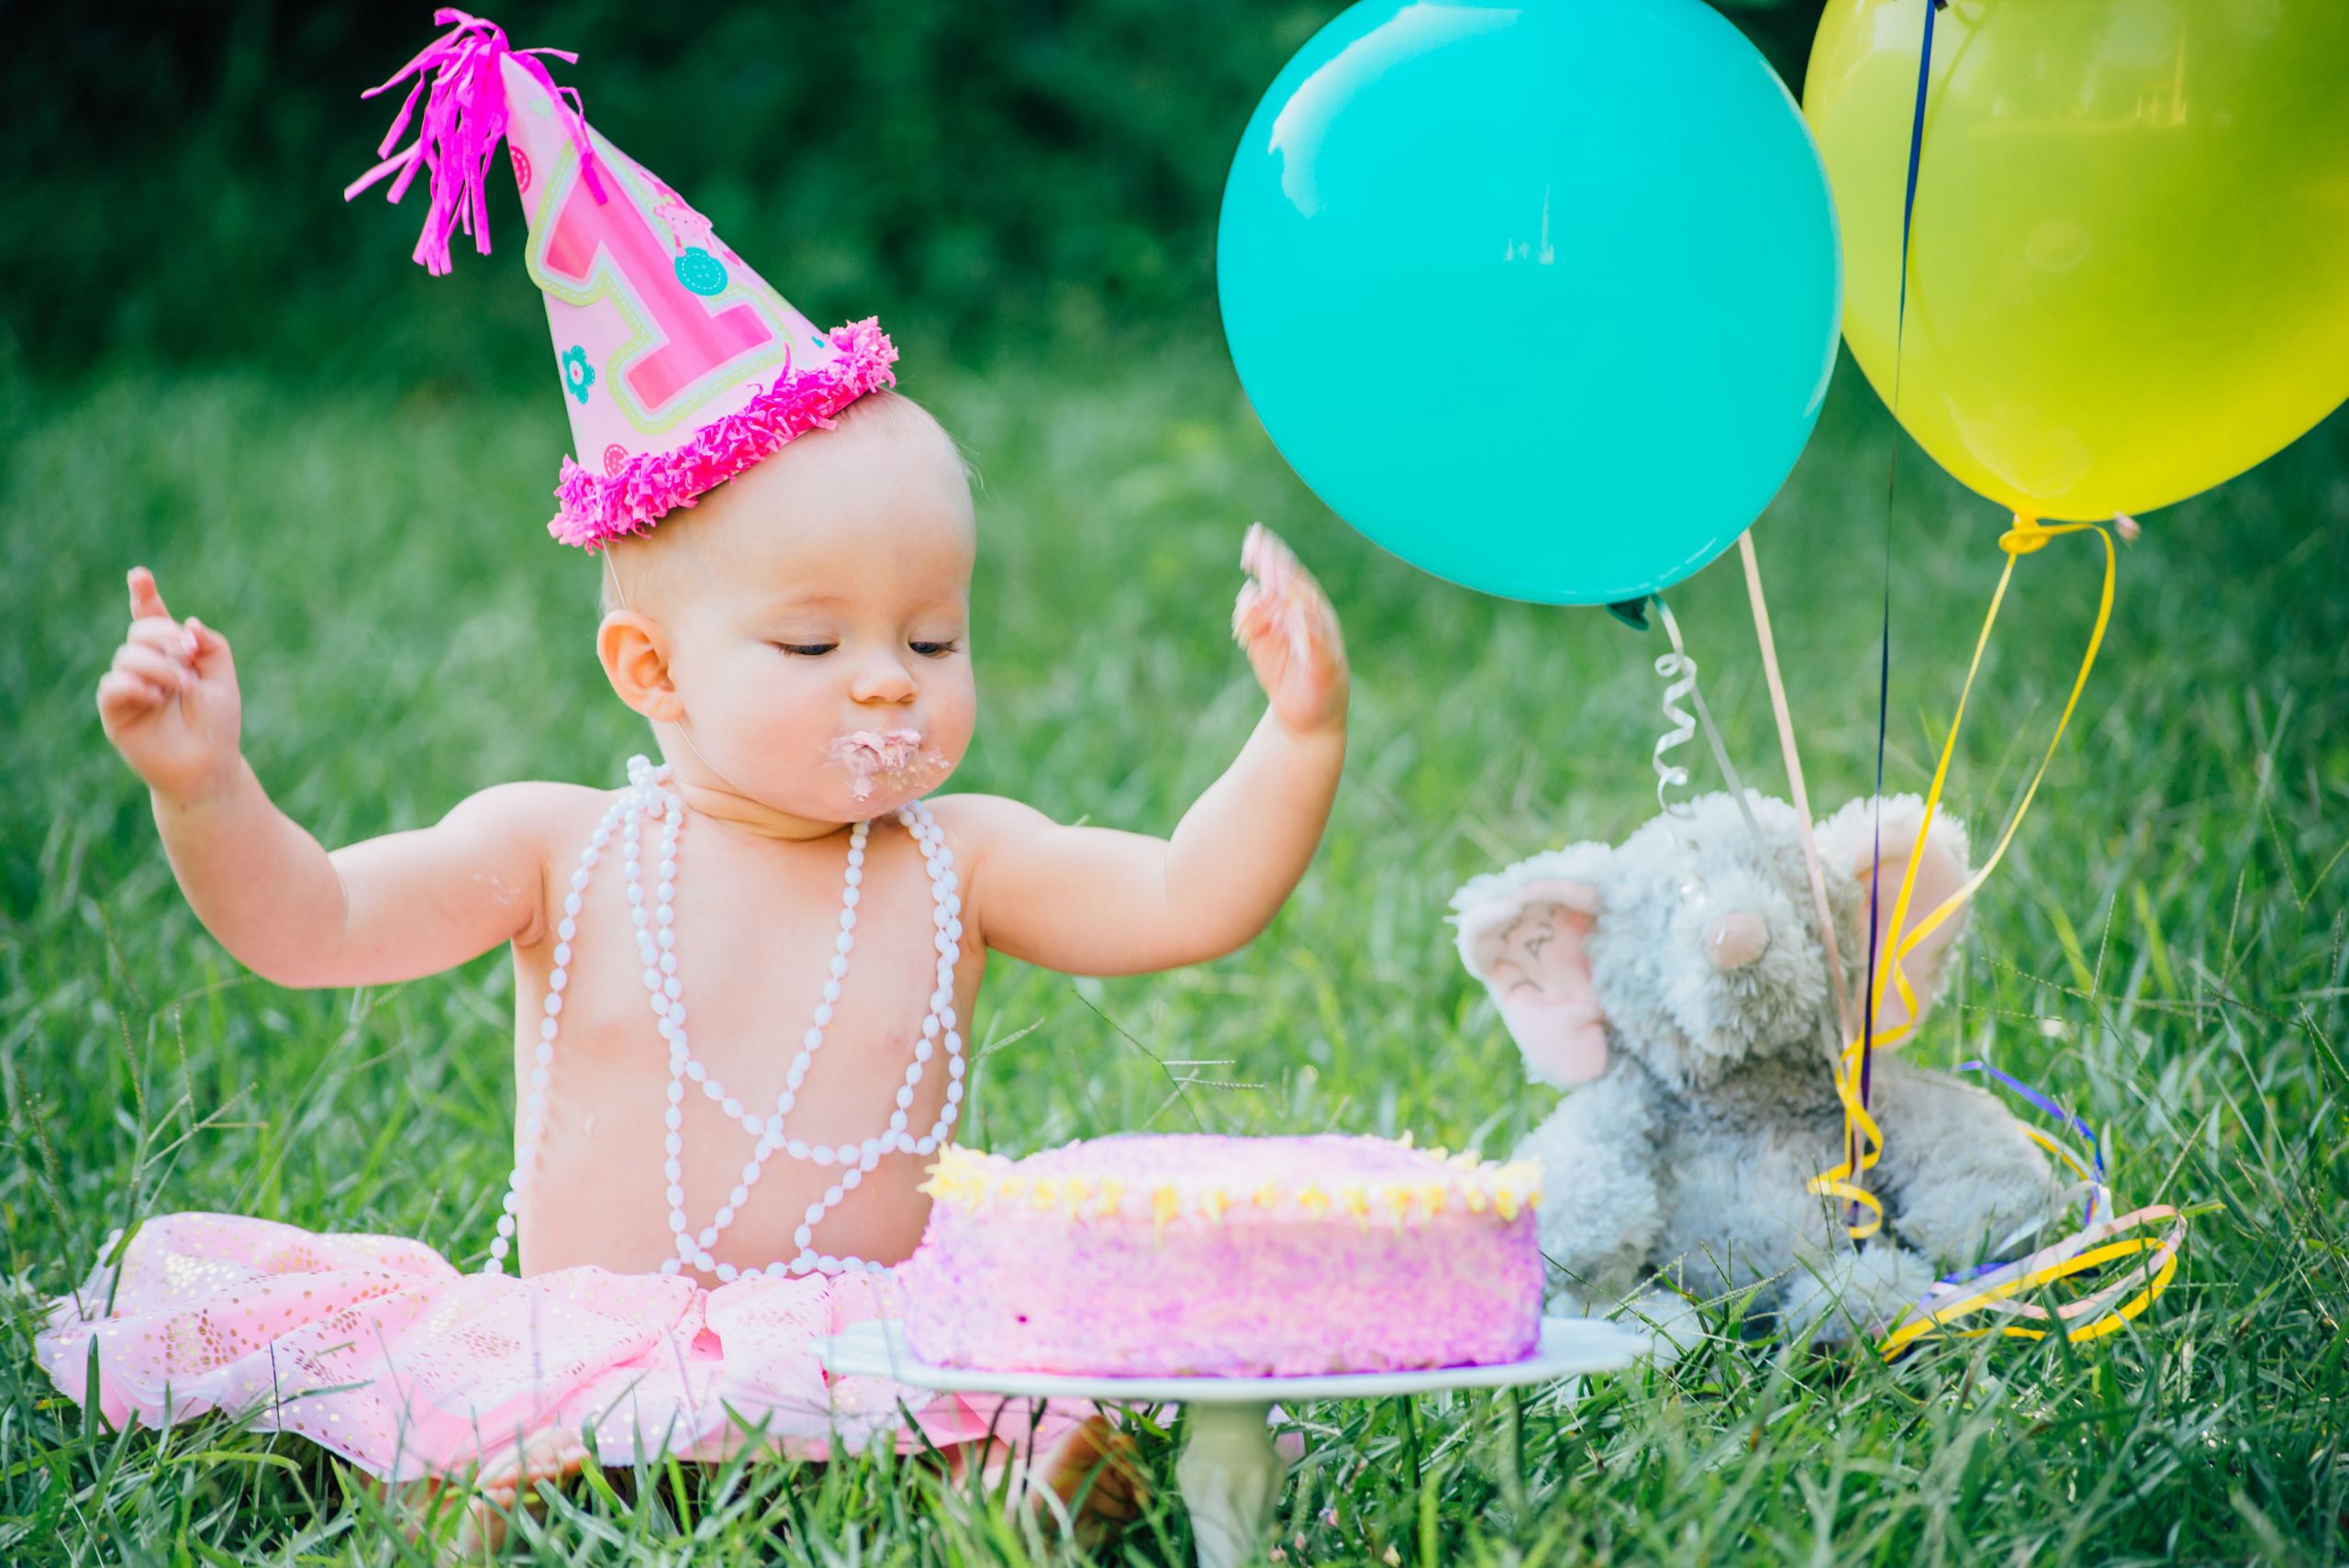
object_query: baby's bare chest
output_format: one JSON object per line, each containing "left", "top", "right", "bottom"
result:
{"left": 514, "top": 816, "right": 980, "bottom": 1119}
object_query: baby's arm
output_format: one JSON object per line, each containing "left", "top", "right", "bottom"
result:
{"left": 99, "top": 567, "right": 551, "bottom": 987}
{"left": 944, "top": 527, "right": 1347, "bottom": 976}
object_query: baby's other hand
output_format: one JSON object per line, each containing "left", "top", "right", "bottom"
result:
{"left": 1232, "top": 524, "right": 1347, "bottom": 736}
{"left": 97, "top": 567, "right": 244, "bottom": 803}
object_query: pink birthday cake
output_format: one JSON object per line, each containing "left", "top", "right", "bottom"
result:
{"left": 898, "top": 1133, "right": 1545, "bottom": 1377}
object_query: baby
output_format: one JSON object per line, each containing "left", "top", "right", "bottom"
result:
{"left": 73, "top": 385, "right": 1346, "bottom": 1540}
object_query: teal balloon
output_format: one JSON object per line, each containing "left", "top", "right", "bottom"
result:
{"left": 1218, "top": 0, "right": 1840, "bottom": 606}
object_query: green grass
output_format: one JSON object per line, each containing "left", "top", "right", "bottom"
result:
{"left": 2, "top": 339, "right": 2344, "bottom": 1564}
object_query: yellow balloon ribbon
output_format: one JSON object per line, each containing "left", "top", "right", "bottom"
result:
{"left": 1876, "top": 1067, "right": 2188, "bottom": 1354}
{"left": 1879, "top": 1203, "right": 2187, "bottom": 1358}
{"left": 1809, "top": 517, "right": 2117, "bottom": 1240}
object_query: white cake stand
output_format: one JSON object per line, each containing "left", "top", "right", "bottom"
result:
{"left": 818, "top": 1317, "right": 1651, "bottom": 1568}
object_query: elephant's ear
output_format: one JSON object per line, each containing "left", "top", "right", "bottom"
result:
{"left": 1452, "top": 859, "right": 1609, "bottom": 1088}
{"left": 1817, "top": 795, "right": 1975, "bottom": 1044}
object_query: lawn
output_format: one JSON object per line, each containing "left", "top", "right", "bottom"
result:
{"left": 2, "top": 339, "right": 2344, "bottom": 1563}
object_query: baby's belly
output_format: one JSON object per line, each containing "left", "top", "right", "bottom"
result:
{"left": 512, "top": 1029, "right": 952, "bottom": 1284}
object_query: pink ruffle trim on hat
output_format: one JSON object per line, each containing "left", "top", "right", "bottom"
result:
{"left": 548, "top": 317, "right": 901, "bottom": 550}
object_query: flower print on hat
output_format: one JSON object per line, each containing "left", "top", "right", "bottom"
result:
{"left": 561, "top": 344, "right": 596, "bottom": 405}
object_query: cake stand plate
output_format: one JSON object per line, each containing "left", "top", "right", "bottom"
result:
{"left": 818, "top": 1317, "right": 1651, "bottom": 1568}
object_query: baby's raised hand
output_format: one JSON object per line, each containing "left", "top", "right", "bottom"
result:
{"left": 97, "top": 567, "right": 243, "bottom": 802}
{"left": 1231, "top": 524, "right": 1348, "bottom": 735}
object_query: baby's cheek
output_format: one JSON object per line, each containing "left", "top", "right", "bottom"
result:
{"left": 766, "top": 672, "right": 848, "bottom": 757}
{"left": 700, "top": 653, "right": 829, "bottom": 759}
{"left": 924, "top": 670, "right": 980, "bottom": 759}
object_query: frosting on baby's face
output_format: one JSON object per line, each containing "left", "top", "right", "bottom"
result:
{"left": 823, "top": 728, "right": 955, "bottom": 802}
{"left": 598, "top": 394, "right": 978, "bottom": 828}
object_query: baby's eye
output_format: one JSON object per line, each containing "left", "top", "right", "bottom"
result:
{"left": 774, "top": 642, "right": 837, "bottom": 657}
{"left": 909, "top": 639, "right": 962, "bottom": 659}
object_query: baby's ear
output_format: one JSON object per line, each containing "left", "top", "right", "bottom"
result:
{"left": 1817, "top": 795, "right": 1974, "bottom": 1042}
{"left": 596, "top": 610, "right": 684, "bottom": 723}
{"left": 1451, "top": 851, "right": 1610, "bottom": 1088}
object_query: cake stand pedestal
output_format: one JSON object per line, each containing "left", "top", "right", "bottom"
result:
{"left": 818, "top": 1317, "right": 1651, "bottom": 1568}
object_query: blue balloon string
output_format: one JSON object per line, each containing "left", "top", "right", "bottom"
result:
{"left": 1894, "top": 0, "right": 1941, "bottom": 397}
{"left": 1932, "top": 1062, "right": 2109, "bottom": 1288}
{"left": 1952, "top": 1062, "right": 2108, "bottom": 1199}
{"left": 1856, "top": 0, "right": 1941, "bottom": 1204}
{"left": 1860, "top": 572, "right": 1888, "bottom": 1128}
{"left": 1882, "top": 6, "right": 2111, "bottom": 1307}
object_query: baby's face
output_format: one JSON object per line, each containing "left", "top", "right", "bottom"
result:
{"left": 606, "top": 395, "right": 978, "bottom": 823}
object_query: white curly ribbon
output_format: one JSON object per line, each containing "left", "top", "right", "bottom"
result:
{"left": 1647, "top": 596, "right": 1766, "bottom": 847}
{"left": 1649, "top": 597, "right": 1703, "bottom": 820}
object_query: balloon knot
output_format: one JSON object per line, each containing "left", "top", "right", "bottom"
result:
{"left": 2000, "top": 515, "right": 2057, "bottom": 556}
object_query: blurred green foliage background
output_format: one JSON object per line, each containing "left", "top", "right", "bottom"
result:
{"left": 7, "top": 5, "right": 2349, "bottom": 1562}
{"left": 2, "top": 0, "right": 1825, "bottom": 387}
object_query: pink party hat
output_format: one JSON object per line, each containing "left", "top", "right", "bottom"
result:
{"left": 346, "top": 10, "right": 897, "bottom": 550}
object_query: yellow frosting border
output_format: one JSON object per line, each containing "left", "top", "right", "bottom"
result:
{"left": 919, "top": 1138, "right": 1542, "bottom": 1231}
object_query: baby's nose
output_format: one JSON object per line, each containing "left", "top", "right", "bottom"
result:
{"left": 850, "top": 660, "right": 918, "bottom": 705}
{"left": 1707, "top": 910, "right": 1770, "bottom": 971}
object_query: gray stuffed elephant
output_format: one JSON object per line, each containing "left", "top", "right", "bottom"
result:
{"left": 1450, "top": 791, "right": 2062, "bottom": 1347}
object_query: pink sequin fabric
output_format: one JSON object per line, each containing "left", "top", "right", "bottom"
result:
{"left": 35, "top": 1212, "right": 1070, "bottom": 1482}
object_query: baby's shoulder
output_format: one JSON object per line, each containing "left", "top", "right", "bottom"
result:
{"left": 918, "top": 794, "right": 1052, "bottom": 945}
{"left": 920, "top": 793, "right": 1069, "bottom": 899}
{"left": 437, "top": 778, "right": 618, "bottom": 862}
{"left": 921, "top": 791, "right": 1055, "bottom": 856}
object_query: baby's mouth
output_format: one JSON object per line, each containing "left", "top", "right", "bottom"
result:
{"left": 823, "top": 728, "right": 952, "bottom": 802}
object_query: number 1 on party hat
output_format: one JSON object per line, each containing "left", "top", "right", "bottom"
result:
{"left": 346, "top": 8, "right": 900, "bottom": 550}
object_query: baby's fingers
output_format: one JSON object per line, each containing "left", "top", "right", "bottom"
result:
{"left": 113, "top": 640, "right": 192, "bottom": 691}
{"left": 1239, "top": 523, "right": 1301, "bottom": 593}
{"left": 1288, "top": 586, "right": 1344, "bottom": 675}
{"left": 1230, "top": 579, "right": 1267, "bottom": 640}
{"left": 1241, "top": 525, "right": 1336, "bottom": 626}
{"left": 184, "top": 617, "right": 235, "bottom": 684}
{"left": 127, "top": 615, "right": 200, "bottom": 663}
{"left": 128, "top": 566, "right": 172, "bottom": 622}
{"left": 96, "top": 669, "right": 170, "bottom": 727}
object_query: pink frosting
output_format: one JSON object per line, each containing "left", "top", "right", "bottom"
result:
{"left": 898, "top": 1134, "right": 1545, "bottom": 1377}
{"left": 824, "top": 728, "right": 952, "bottom": 803}
{"left": 548, "top": 318, "right": 900, "bottom": 550}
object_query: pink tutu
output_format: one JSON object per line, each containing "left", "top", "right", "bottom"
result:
{"left": 36, "top": 1212, "right": 1075, "bottom": 1483}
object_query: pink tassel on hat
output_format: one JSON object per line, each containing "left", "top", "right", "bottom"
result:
{"left": 344, "top": 8, "right": 603, "bottom": 275}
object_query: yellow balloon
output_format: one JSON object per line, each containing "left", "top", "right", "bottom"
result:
{"left": 1804, "top": 0, "right": 2349, "bottom": 520}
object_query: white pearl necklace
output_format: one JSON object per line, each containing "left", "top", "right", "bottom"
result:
{"left": 485, "top": 755, "right": 966, "bottom": 1283}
